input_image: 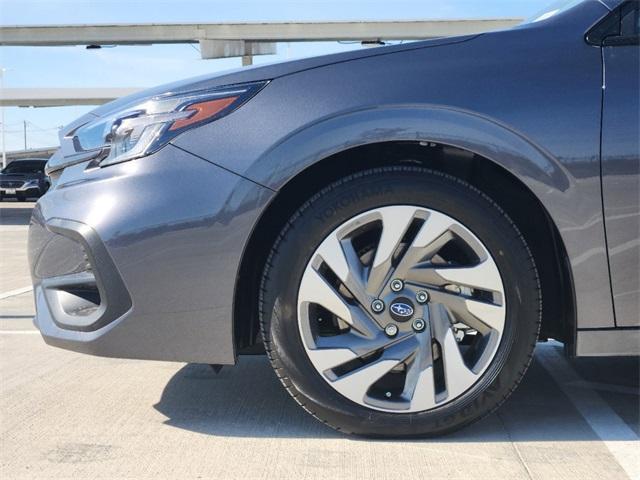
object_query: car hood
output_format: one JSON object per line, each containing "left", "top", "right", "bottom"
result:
{"left": 51, "top": 33, "right": 479, "bottom": 174}
{"left": 86, "top": 34, "right": 478, "bottom": 120}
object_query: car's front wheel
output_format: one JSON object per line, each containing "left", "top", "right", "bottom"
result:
{"left": 260, "top": 167, "right": 541, "bottom": 436}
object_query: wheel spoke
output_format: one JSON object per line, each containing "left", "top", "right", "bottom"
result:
{"left": 434, "top": 259, "right": 503, "bottom": 293}
{"left": 429, "top": 290, "right": 504, "bottom": 334}
{"left": 431, "top": 298, "right": 503, "bottom": 384}
{"left": 315, "top": 330, "right": 408, "bottom": 357}
{"left": 299, "top": 267, "right": 378, "bottom": 337}
{"left": 429, "top": 303, "right": 480, "bottom": 398}
{"left": 306, "top": 347, "right": 358, "bottom": 372}
{"left": 393, "top": 211, "right": 456, "bottom": 281}
{"left": 330, "top": 335, "right": 419, "bottom": 404}
{"left": 315, "top": 231, "right": 351, "bottom": 283}
{"left": 316, "top": 229, "right": 374, "bottom": 315}
{"left": 441, "top": 327, "right": 479, "bottom": 400}
{"left": 410, "top": 210, "right": 456, "bottom": 251}
{"left": 401, "top": 322, "right": 436, "bottom": 411}
{"left": 332, "top": 360, "right": 400, "bottom": 403}
{"left": 464, "top": 299, "right": 505, "bottom": 332}
{"left": 307, "top": 332, "right": 406, "bottom": 372}
{"left": 366, "top": 207, "right": 418, "bottom": 295}
{"left": 310, "top": 330, "right": 414, "bottom": 377}
{"left": 406, "top": 365, "right": 436, "bottom": 411}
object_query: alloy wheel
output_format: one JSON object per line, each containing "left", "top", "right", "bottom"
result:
{"left": 297, "top": 205, "right": 506, "bottom": 413}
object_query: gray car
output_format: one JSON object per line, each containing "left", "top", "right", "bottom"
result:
{"left": 29, "top": 0, "right": 639, "bottom": 436}
{"left": 0, "top": 159, "right": 49, "bottom": 201}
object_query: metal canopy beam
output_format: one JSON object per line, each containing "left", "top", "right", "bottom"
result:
{"left": 0, "top": 88, "right": 142, "bottom": 107}
{"left": 0, "top": 19, "right": 522, "bottom": 46}
{"left": 198, "top": 40, "right": 276, "bottom": 60}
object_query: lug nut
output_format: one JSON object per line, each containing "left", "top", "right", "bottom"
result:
{"left": 384, "top": 323, "right": 399, "bottom": 337}
{"left": 371, "top": 299, "right": 385, "bottom": 313}
{"left": 385, "top": 391, "right": 392, "bottom": 398}
{"left": 416, "top": 290, "right": 429, "bottom": 304}
{"left": 390, "top": 278, "right": 404, "bottom": 292}
{"left": 412, "top": 318, "right": 426, "bottom": 332}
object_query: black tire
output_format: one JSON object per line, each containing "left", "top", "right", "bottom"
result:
{"left": 260, "top": 167, "right": 541, "bottom": 437}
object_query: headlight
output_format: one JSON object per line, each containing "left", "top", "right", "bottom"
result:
{"left": 71, "top": 81, "right": 267, "bottom": 167}
{"left": 23, "top": 180, "right": 39, "bottom": 188}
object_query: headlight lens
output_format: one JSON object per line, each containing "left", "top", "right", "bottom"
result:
{"left": 71, "top": 81, "right": 266, "bottom": 167}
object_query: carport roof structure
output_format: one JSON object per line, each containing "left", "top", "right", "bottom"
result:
{"left": 0, "top": 88, "right": 143, "bottom": 107}
{"left": 0, "top": 18, "right": 524, "bottom": 107}
{"left": 0, "top": 19, "right": 522, "bottom": 47}
{"left": 0, "top": 18, "right": 523, "bottom": 64}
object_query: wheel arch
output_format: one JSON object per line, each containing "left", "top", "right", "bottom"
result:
{"left": 233, "top": 108, "right": 577, "bottom": 355}
{"left": 253, "top": 105, "right": 571, "bottom": 194}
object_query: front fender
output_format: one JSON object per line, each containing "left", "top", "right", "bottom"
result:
{"left": 249, "top": 105, "right": 613, "bottom": 332}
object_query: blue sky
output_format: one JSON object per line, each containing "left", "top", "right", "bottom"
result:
{"left": 0, "top": 0, "right": 552, "bottom": 151}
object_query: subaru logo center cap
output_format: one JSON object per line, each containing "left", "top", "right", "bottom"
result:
{"left": 389, "top": 298, "right": 415, "bottom": 322}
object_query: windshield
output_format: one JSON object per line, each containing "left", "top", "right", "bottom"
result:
{"left": 523, "top": 0, "right": 585, "bottom": 24}
{"left": 1, "top": 161, "right": 45, "bottom": 174}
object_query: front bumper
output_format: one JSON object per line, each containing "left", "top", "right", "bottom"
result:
{"left": 1, "top": 186, "right": 42, "bottom": 196}
{"left": 29, "top": 144, "right": 273, "bottom": 364}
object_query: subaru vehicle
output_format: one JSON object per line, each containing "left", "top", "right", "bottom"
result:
{"left": 28, "top": 0, "right": 639, "bottom": 437}
{"left": 0, "top": 159, "right": 49, "bottom": 201}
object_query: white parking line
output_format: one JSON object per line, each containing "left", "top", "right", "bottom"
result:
{"left": 0, "top": 226, "right": 29, "bottom": 232}
{"left": 0, "top": 330, "right": 39, "bottom": 335}
{"left": 538, "top": 345, "right": 640, "bottom": 480}
{"left": 0, "top": 286, "right": 32, "bottom": 300}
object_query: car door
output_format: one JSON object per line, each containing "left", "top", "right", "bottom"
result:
{"left": 599, "top": 1, "right": 640, "bottom": 326}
